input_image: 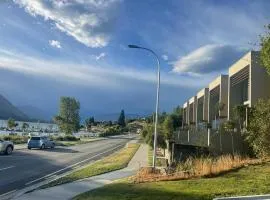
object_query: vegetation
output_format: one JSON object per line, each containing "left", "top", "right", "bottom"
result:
{"left": 0, "top": 134, "right": 101, "bottom": 146}
{"left": 84, "top": 117, "right": 95, "bottom": 131}
{"left": 233, "top": 105, "right": 246, "bottom": 130}
{"left": 134, "top": 155, "right": 259, "bottom": 183}
{"left": 260, "top": 24, "right": 270, "bottom": 75}
{"left": 118, "top": 109, "right": 126, "bottom": 127}
{"left": 42, "top": 143, "right": 140, "bottom": 188}
{"left": 99, "top": 125, "right": 122, "bottom": 137}
{"left": 223, "top": 120, "right": 236, "bottom": 132}
{"left": 141, "top": 124, "right": 166, "bottom": 149}
{"left": 54, "top": 137, "right": 102, "bottom": 147}
{"left": 74, "top": 161, "right": 270, "bottom": 200}
{"left": 22, "top": 122, "right": 29, "bottom": 131}
{"left": 244, "top": 99, "right": 270, "bottom": 158}
{"left": 141, "top": 106, "right": 183, "bottom": 149}
{"left": 7, "top": 118, "right": 17, "bottom": 129}
{"left": 163, "top": 115, "right": 174, "bottom": 140}
{"left": 54, "top": 97, "right": 80, "bottom": 135}
{"left": 0, "top": 135, "right": 28, "bottom": 144}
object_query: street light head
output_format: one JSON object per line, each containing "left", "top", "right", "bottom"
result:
{"left": 128, "top": 44, "right": 140, "bottom": 49}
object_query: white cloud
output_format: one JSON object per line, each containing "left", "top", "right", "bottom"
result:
{"left": 0, "top": 49, "right": 212, "bottom": 89}
{"left": 95, "top": 52, "right": 106, "bottom": 60}
{"left": 162, "top": 54, "right": 168, "bottom": 61}
{"left": 172, "top": 44, "right": 248, "bottom": 75}
{"left": 49, "top": 40, "right": 61, "bottom": 49}
{"left": 13, "top": 0, "right": 121, "bottom": 48}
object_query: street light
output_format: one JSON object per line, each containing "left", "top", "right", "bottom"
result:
{"left": 128, "top": 44, "right": 160, "bottom": 169}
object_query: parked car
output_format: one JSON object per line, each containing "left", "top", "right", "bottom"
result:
{"left": 27, "top": 136, "right": 55, "bottom": 150}
{"left": 0, "top": 139, "right": 14, "bottom": 155}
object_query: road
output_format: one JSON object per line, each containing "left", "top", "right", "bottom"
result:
{"left": 0, "top": 135, "right": 133, "bottom": 196}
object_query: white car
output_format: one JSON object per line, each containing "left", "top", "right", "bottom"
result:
{"left": 0, "top": 139, "right": 14, "bottom": 155}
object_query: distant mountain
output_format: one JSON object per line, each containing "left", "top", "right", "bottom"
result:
{"left": 18, "top": 105, "right": 49, "bottom": 121}
{"left": 0, "top": 94, "right": 29, "bottom": 121}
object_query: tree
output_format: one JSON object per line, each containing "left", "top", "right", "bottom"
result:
{"left": 213, "top": 102, "right": 225, "bottom": 129}
{"left": 260, "top": 24, "right": 270, "bottom": 75}
{"left": 54, "top": 97, "right": 80, "bottom": 135}
{"left": 171, "top": 105, "right": 183, "bottom": 129}
{"left": 141, "top": 124, "right": 166, "bottom": 149}
{"left": 22, "top": 122, "right": 29, "bottom": 131}
{"left": 84, "top": 118, "right": 92, "bottom": 132}
{"left": 7, "top": 118, "right": 17, "bottom": 129}
{"left": 84, "top": 116, "right": 95, "bottom": 131}
{"left": 233, "top": 105, "right": 246, "bottom": 130}
{"left": 117, "top": 109, "right": 126, "bottom": 127}
{"left": 163, "top": 115, "right": 174, "bottom": 140}
{"left": 245, "top": 99, "right": 270, "bottom": 158}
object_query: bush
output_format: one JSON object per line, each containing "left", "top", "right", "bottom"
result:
{"left": 245, "top": 99, "right": 270, "bottom": 158}
{"left": 99, "top": 126, "right": 121, "bottom": 137}
{"left": 54, "top": 135, "right": 80, "bottom": 141}
{"left": 133, "top": 155, "right": 260, "bottom": 183}
{"left": 0, "top": 135, "right": 28, "bottom": 144}
{"left": 260, "top": 24, "right": 270, "bottom": 75}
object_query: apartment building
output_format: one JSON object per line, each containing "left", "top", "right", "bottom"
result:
{"left": 196, "top": 88, "right": 209, "bottom": 126}
{"left": 228, "top": 51, "right": 270, "bottom": 120}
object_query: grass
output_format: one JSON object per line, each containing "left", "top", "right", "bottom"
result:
{"left": 148, "top": 146, "right": 153, "bottom": 166}
{"left": 55, "top": 138, "right": 103, "bottom": 146}
{"left": 0, "top": 135, "right": 28, "bottom": 144}
{"left": 148, "top": 146, "right": 167, "bottom": 167}
{"left": 73, "top": 161, "right": 270, "bottom": 200}
{"left": 41, "top": 143, "right": 140, "bottom": 188}
{"left": 134, "top": 155, "right": 261, "bottom": 183}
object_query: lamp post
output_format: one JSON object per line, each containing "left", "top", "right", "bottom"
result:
{"left": 128, "top": 44, "right": 160, "bottom": 169}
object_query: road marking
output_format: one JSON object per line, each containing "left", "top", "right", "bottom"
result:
{"left": 25, "top": 144, "right": 123, "bottom": 186}
{"left": 0, "top": 166, "right": 15, "bottom": 171}
{"left": 0, "top": 189, "right": 17, "bottom": 198}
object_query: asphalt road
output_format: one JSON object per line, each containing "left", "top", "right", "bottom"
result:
{"left": 0, "top": 136, "right": 133, "bottom": 196}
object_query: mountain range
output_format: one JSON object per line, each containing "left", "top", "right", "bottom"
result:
{"left": 0, "top": 94, "right": 29, "bottom": 121}
{"left": 0, "top": 94, "right": 148, "bottom": 122}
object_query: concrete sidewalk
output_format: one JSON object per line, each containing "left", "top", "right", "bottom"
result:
{"left": 15, "top": 143, "right": 148, "bottom": 200}
{"left": 14, "top": 144, "right": 27, "bottom": 150}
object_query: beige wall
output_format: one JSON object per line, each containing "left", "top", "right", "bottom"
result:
{"left": 250, "top": 51, "right": 270, "bottom": 106}
{"left": 189, "top": 96, "right": 197, "bottom": 124}
{"left": 228, "top": 51, "right": 270, "bottom": 119}
{"left": 219, "top": 75, "right": 229, "bottom": 118}
{"left": 196, "top": 88, "right": 209, "bottom": 123}
{"left": 208, "top": 75, "right": 228, "bottom": 121}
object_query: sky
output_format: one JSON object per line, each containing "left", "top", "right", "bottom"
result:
{"left": 0, "top": 0, "right": 269, "bottom": 120}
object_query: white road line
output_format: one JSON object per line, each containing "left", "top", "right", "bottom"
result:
{"left": 25, "top": 144, "right": 123, "bottom": 186}
{"left": 0, "top": 189, "right": 17, "bottom": 198}
{"left": 0, "top": 166, "right": 15, "bottom": 171}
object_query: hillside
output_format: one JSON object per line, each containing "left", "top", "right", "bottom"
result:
{"left": 0, "top": 94, "right": 29, "bottom": 121}
{"left": 18, "top": 105, "right": 49, "bottom": 121}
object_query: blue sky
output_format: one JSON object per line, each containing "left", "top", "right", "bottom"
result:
{"left": 0, "top": 0, "right": 269, "bottom": 120}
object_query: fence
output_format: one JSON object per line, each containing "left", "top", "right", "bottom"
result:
{"left": 174, "top": 127, "right": 249, "bottom": 154}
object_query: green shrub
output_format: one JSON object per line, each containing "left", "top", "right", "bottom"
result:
{"left": 53, "top": 135, "right": 79, "bottom": 141}
{"left": 245, "top": 99, "right": 270, "bottom": 158}
{"left": 0, "top": 135, "right": 28, "bottom": 144}
{"left": 99, "top": 126, "right": 121, "bottom": 137}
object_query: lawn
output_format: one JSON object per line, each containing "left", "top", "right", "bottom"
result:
{"left": 73, "top": 162, "right": 270, "bottom": 200}
{"left": 42, "top": 143, "right": 140, "bottom": 188}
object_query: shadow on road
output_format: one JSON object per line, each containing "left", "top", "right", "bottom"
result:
{"left": 43, "top": 147, "right": 80, "bottom": 153}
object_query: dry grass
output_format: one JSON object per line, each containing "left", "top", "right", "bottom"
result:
{"left": 133, "top": 155, "right": 261, "bottom": 183}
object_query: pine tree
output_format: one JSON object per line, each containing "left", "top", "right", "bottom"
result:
{"left": 118, "top": 109, "right": 126, "bottom": 127}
